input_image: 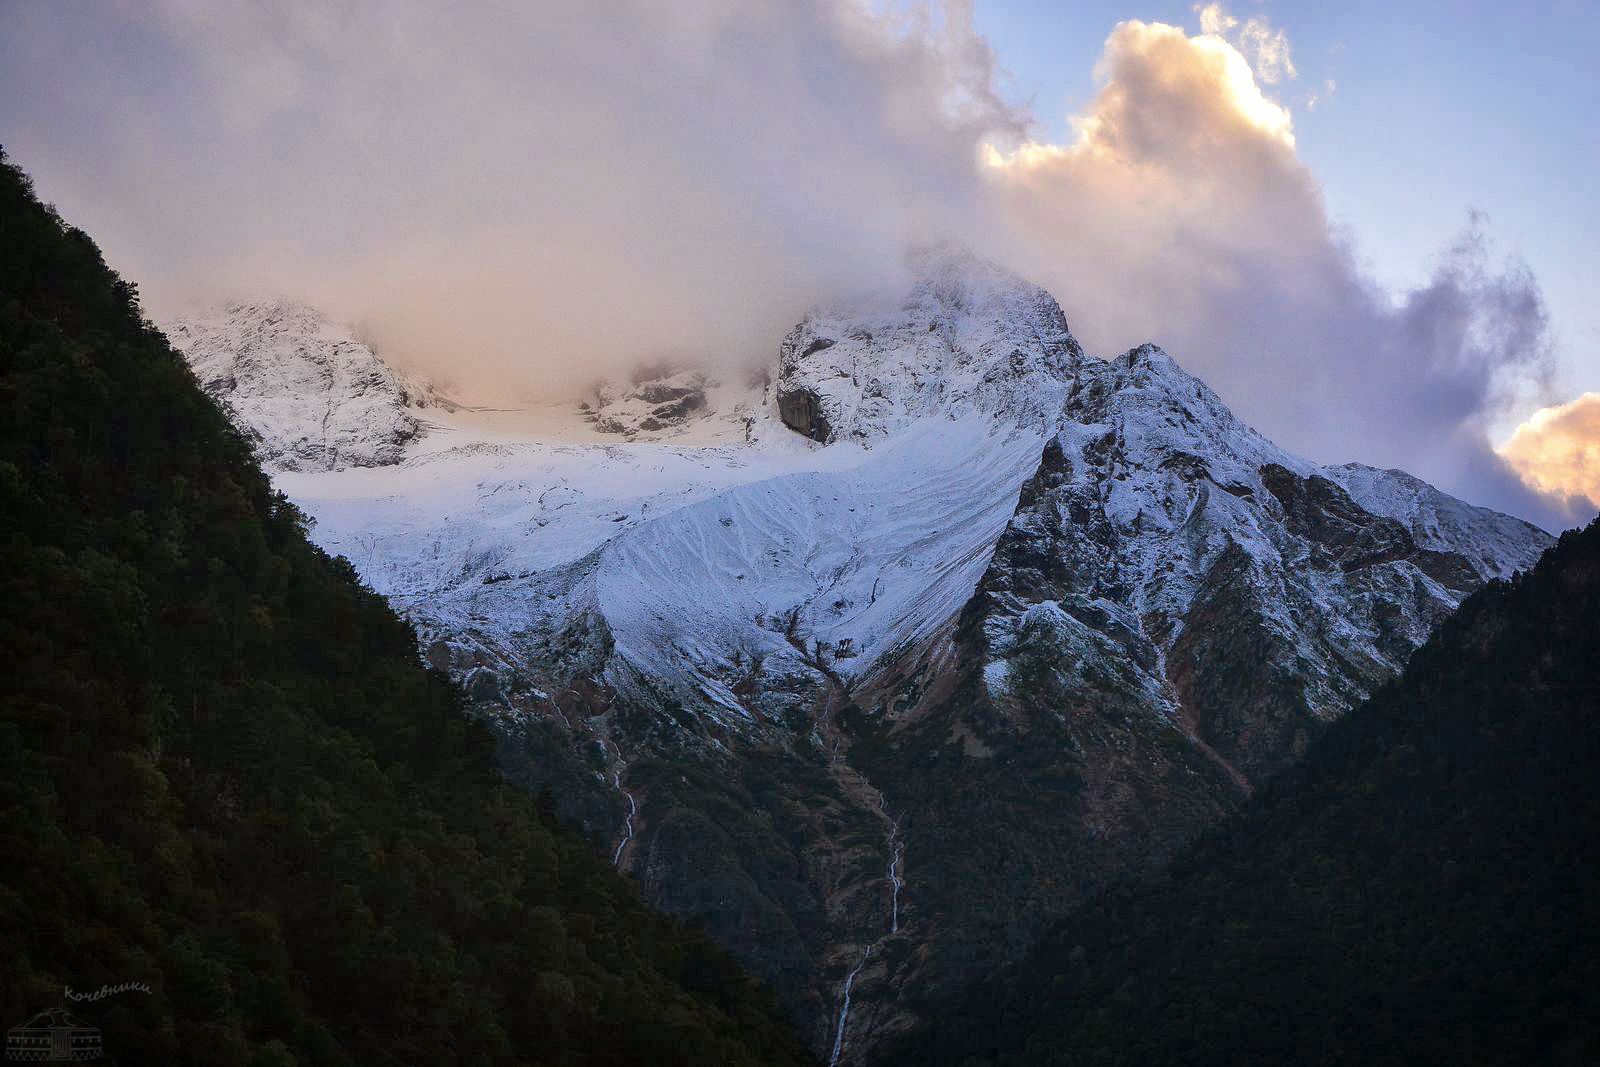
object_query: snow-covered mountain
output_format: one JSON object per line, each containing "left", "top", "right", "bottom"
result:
{"left": 953, "top": 342, "right": 1543, "bottom": 782}
{"left": 765, "top": 244, "right": 1079, "bottom": 444}
{"left": 168, "top": 250, "right": 1550, "bottom": 1062}
{"left": 165, "top": 300, "right": 451, "bottom": 472}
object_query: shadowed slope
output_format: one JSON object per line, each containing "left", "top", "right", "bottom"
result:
{"left": 0, "top": 148, "right": 814, "bottom": 1067}
{"left": 877, "top": 515, "right": 1600, "bottom": 1066}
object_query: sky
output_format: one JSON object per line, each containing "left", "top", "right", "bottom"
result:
{"left": 974, "top": 0, "right": 1600, "bottom": 415}
{"left": 0, "top": 1, "right": 1595, "bottom": 530}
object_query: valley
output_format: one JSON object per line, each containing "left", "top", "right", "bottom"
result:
{"left": 166, "top": 248, "right": 1550, "bottom": 1061}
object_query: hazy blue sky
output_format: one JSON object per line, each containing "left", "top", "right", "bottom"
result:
{"left": 976, "top": 1, "right": 1600, "bottom": 408}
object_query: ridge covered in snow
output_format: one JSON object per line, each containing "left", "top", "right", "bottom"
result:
{"left": 764, "top": 244, "right": 1081, "bottom": 445}
{"left": 165, "top": 300, "right": 452, "bottom": 472}
{"left": 959, "top": 341, "right": 1547, "bottom": 782}
{"left": 168, "top": 247, "right": 1552, "bottom": 1062}
{"left": 255, "top": 250, "right": 1104, "bottom": 736}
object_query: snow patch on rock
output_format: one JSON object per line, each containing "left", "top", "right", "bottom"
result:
{"left": 165, "top": 300, "right": 451, "bottom": 472}
{"left": 760, "top": 245, "right": 1081, "bottom": 446}
{"left": 581, "top": 363, "right": 761, "bottom": 441}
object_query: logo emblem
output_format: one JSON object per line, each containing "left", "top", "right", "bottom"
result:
{"left": 5, "top": 1006, "right": 106, "bottom": 1062}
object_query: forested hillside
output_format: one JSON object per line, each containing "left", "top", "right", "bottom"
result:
{"left": 0, "top": 147, "right": 814, "bottom": 1066}
{"left": 879, "top": 516, "right": 1600, "bottom": 1066}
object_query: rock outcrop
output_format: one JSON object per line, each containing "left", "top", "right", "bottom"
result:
{"left": 768, "top": 244, "right": 1080, "bottom": 444}
{"left": 165, "top": 300, "right": 450, "bottom": 471}
{"left": 959, "top": 342, "right": 1545, "bottom": 784}
{"left": 589, "top": 365, "right": 711, "bottom": 435}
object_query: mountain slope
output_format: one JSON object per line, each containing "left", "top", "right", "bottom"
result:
{"left": 168, "top": 248, "right": 1551, "bottom": 1062}
{"left": 825, "top": 344, "right": 1550, "bottom": 1052}
{"left": 0, "top": 149, "right": 813, "bottom": 1066}
{"left": 956, "top": 343, "right": 1543, "bottom": 783}
{"left": 876, "top": 516, "right": 1600, "bottom": 1067}
{"left": 768, "top": 243, "right": 1080, "bottom": 444}
{"left": 165, "top": 300, "right": 450, "bottom": 471}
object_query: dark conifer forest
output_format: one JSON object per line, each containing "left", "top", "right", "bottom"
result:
{"left": 877, "top": 515, "right": 1600, "bottom": 1065}
{"left": 0, "top": 148, "right": 815, "bottom": 1066}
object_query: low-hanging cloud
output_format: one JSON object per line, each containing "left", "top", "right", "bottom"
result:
{"left": 1, "top": 1, "right": 1584, "bottom": 528}
{"left": 3, "top": 0, "right": 1018, "bottom": 393}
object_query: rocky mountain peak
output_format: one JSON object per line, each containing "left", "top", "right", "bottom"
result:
{"left": 767, "top": 245, "right": 1082, "bottom": 444}
{"left": 164, "top": 300, "right": 450, "bottom": 472}
{"left": 965, "top": 337, "right": 1550, "bottom": 786}
{"left": 1068, "top": 343, "right": 1277, "bottom": 465}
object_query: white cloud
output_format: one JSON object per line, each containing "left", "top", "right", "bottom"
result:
{"left": 1196, "top": 2, "right": 1296, "bottom": 84}
{"left": 975, "top": 17, "right": 1563, "bottom": 526}
{"left": 4, "top": 0, "right": 1024, "bottom": 394}
{"left": 1196, "top": 3, "right": 1238, "bottom": 37}
{"left": 0, "top": 1, "right": 1575, "bottom": 526}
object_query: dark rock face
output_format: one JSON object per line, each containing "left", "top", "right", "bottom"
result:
{"left": 776, "top": 384, "right": 833, "bottom": 442}
{"left": 1166, "top": 541, "right": 1321, "bottom": 780}
{"left": 634, "top": 381, "right": 704, "bottom": 406}
{"left": 653, "top": 391, "right": 707, "bottom": 420}
{"left": 816, "top": 609, "right": 1201, "bottom": 1040}
{"left": 1260, "top": 463, "right": 1419, "bottom": 573}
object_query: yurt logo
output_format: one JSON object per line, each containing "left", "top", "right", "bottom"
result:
{"left": 4, "top": 1006, "right": 105, "bottom": 1062}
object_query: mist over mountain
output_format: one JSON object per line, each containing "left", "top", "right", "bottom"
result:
{"left": 3, "top": 3, "right": 1584, "bottom": 527}
{"left": 166, "top": 242, "right": 1551, "bottom": 1062}
{"left": 5, "top": 4, "right": 1596, "bottom": 1064}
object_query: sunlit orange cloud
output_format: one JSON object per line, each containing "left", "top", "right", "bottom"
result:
{"left": 1498, "top": 393, "right": 1600, "bottom": 507}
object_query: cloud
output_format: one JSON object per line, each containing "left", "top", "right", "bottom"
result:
{"left": 1196, "top": 3, "right": 1296, "bottom": 84}
{"left": 0, "top": 1, "right": 1578, "bottom": 527}
{"left": 2, "top": 0, "right": 1021, "bottom": 394}
{"left": 1498, "top": 393, "right": 1600, "bottom": 518}
{"left": 978, "top": 18, "right": 1568, "bottom": 528}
